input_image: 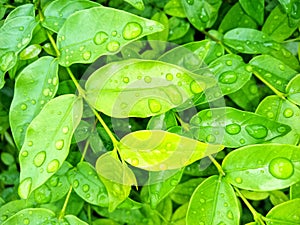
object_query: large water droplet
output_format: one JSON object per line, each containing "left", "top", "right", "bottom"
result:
{"left": 283, "top": 108, "right": 294, "bottom": 118}
{"left": 18, "top": 177, "right": 32, "bottom": 199}
{"left": 47, "top": 159, "right": 60, "bottom": 173}
{"left": 43, "top": 88, "right": 50, "bottom": 96}
{"left": 190, "top": 80, "right": 205, "bottom": 94}
{"left": 219, "top": 71, "right": 237, "bottom": 84}
{"left": 122, "top": 22, "right": 143, "bottom": 40}
{"left": 106, "top": 41, "right": 120, "bottom": 52}
{"left": 55, "top": 139, "right": 64, "bottom": 150}
{"left": 33, "top": 151, "right": 46, "bottom": 167}
{"left": 245, "top": 124, "right": 268, "bottom": 139}
{"left": 82, "top": 184, "right": 90, "bottom": 192}
{"left": 269, "top": 157, "right": 294, "bottom": 179}
{"left": 148, "top": 99, "right": 162, "bottom": 113}
{"left": 225, "top": 123, "right": 241, "bottom": 135}
{"left": 227, "top": 211, "right": 233, "bottom": 220}
{"left": 73, "top": 179, "right": 79, "bottom": 188}
{"left": 82, "top": 51, "right": 91, "bottom": 60}
{"left": 186, "top": 0, "right": 194, "bottom": 4}
{"left": 94, "top": 31, "right": 108, "bottom": 45}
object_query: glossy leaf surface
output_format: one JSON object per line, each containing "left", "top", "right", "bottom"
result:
{"left": 190, "top": 107, "right": 291, "bottom": 147}
{"left": 223, "top": 144, "right": 300, "bottom": 191}
{"left": 57, "top": 7, "right": 164, "bottom": 66}
{"left": 9, "top": 56, "right": 59, "bottom": 149}
{"left": 239, "top": 0, "right": 264, "bottom": 25}
{"left": 18, "top": 95, "right": 83, "bottom": 199}
{"left": 118, "top": 130, "right": 224, "bottom": 171}
{"left": 85, "top": 59, "right": 216, "bottom": 118}
{"left": 286, "top": 74, "right": 300, "bottom": 106}
{"left": 187, "top": 175, "right": 240, "bottom": 225}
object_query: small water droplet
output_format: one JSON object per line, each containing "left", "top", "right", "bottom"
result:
{"left": 52, "top": 77, "right": 58, "bottom": 86}
{"left": 226, "top": 60, "right": 232, "bottom": 66}
{"left": 283, "top": 108, "right": 294, "bottom": 118}
{"left": 19, "top": 26, "right": 24, "bottom": 31}
{"left": 206, "top": 134, "right": 216, "bottom": 143}
{"left": 21, "top": 151, "right": 28, "bottom": 157}
{"left": 235, "top": 177, "right": 243, "bottom": 184}
{"left": 131, "top": 158, "right": 139, "bottom": 166}
{"left": 277, "top": 125, "right": 287, "bottom": 133}
{"left": 94, "top": 31, "right": 108, "bottom": 45}
{"left": 186, "top": 0, "right": 194, "bottom": 4}
{"left": 28, "top": 141, "right": 33, "bottom": 146}
{"left": 279, "top": 64, "right": 285, "bottom": 71}
{"left": 33, "top": 151, "right": 46, "bottom": 167}
{"left": 170, "top": 179, "right": 178, "bottom": 186}
{"left": 199, "top": 198, "right": 205, "bottom": 203}
{"left": 245, "top": 65, "right": 252, "bottom": 72}
{"left": 49, "top": 176, "right": 59, "bottom": 187}
{"left": 219, "top": 71, "right": 237, "bottom": 84}
{"left": 106, "top": 41, "right": 120, "bottom": 52}
{"left": 245, "top": 124, "right": 268, "bottom": 139}
{"left": 166, "top": 73, "right": 173, "bottom": 81}
{"left": 123, "top": 77, "right": 129, "bottom": 83}
{"left": 123, "top": 22, "right": 143, "bottom": 40}
{"left": 23, "top": 218, "right": 30, "bottom": 224}
{"left": 62, "top": 126, "right": 69, "bottom": 134}
{"left": 227, "top": 211, "right": 233, "bottom": 219}
{"left": 82, "top": 51, "right": 91, "bottom": 60}
{"left": 190, "top": 80, "right": 205, "bottom": 94}
{"left": 55, "top": 139, "right": 64, "bottom": 150}
{"left": 269, "top": 157, "right": 294, "bottom": 179}
{"left": 267, "top": 111, "right": 274, "bottom": 119}
{"left": 31, "top": 99, "right": 36, "bottom": 105}
{"left": 47, "top": 159, "right": 60, "bottom": 173}
{"left": 1, "top": 215, "right": 8, "bottom": 221}
{"left": 144, "top": 76, "right": 152, "bottom": 83}
{"left": 82, "top": 184, "right": 90, "bottom": 192}
{"left": 43, "top": 88, "right": 50, "bottom": 96}
{"left": 73, "top": 179, "right": 79, "bottom": 188}
{"left": 111, "top": 30, "right": 117, "bottom": 36}
{"left": 21, "top": 104, "right": 27, "bottom": 110}
{"left": 225, "top": 123, "right": 241, "bottom": 135}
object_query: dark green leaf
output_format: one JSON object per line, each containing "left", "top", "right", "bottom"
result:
{"left": 171, "top": 203, "right": 188, "bottom": 225}
{"left": 64, "top": 215, "right": 89, "bottom": 224}
{"left": 168, "top": 17, "right": 190, "bottom": 41}
{"left": 277, "top": 0, "right": 300, "bottom": 26}
{"left": 239, "top": 0, "right": 264, "bottom": 25}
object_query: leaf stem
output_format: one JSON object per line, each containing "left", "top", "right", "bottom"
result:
{"left": 175, "top": 113, "right": 190, "bottom": 131}
{"left": 200, "top": 30, "right": 233, "bottom": 54}
{"left": 65, "top": 67, "right": 86, "bottom": 97}
{"left": 59, "top": 186, "right": 73, "bottom": 219}
{"left": 208, "top": 155, "right": 225, "bottom": 176}
{"left": 46, "top": 31, "right": 61, "bottom": 57}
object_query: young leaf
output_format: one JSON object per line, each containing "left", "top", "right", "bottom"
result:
{"left": 218, "top": 2, "right": 257, "bottom": 33}
{"left": 124, "top": 0, "right": 145, "bottom": 11}
{"left": 85, "top": 59, "right": 216, "bottom": 118}
{"left": 249, "top": 55, "right": 297, "bottom": 93}
{"left": 269, "top": 190, "right": 289, "bottom": 206}
{"left": 266, "top": 199, "right": 300, "bottom": 225}
{"left": 68, "top": 161, "right": 109, "bottom": 207}
{"left": 181, "top": 0, "right": 222, "bottom": 31}
{"left": 164, "top": 0, "right": 186, "bottom": 18}
{"left": 9, "top": 56, "right": 59, "bottom": 149}
{"left": 239, "top": 0, "right": 264, "bottom": 25}
{"left": 156, "top": 197, "right": 173, "bottom": 225}
{"left": 286, "top": 74, "right": 300, "bottom": 106}
{"left": 118, "top": 130, "right": 224, "bottom": 171}
{"left": 190, "top": 107, "right": 291, "bottom": 147}
{"left": 171, "top": 203, "right": 188, "bottom": 225}
{"left": 187, "top": 175, "right": 240, "bottom": 225}
{"left": 42, "top": 0, "right": 101, "bottom": 33}
{"left": 256, "top": 95, "right": 300, "bottom": 144}
{"left": 223, "top": 144, "right": 300, "bottom": 191}
{"left": 96, "top": 151, "right": 137, "bottom": 211}
{"left": 2, "top": 208, "right": 55, "bottom": 225}
{"left": 57, "top": 7, "right": 164, "bottom": 66}
{"left": 18, "top": 94, "right": 83, "bottom": 199}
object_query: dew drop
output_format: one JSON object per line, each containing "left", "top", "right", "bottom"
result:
{"left": 225, "top": 123, "right": 241, "bottom": 135}
{"left": 190, "top": 80, "right": 205, "bottom": 94}
{"left": 245, "top": 124, "right": 268, "bottom": 139}
{"left": 219, "top": 71, "right": 237, "bottom": 84}
{"left": 226, "top": 60, "right": 232, "bottom": 66}
{"left": 245, "top": 65, "right": 252, "bottom": 72}
{"left": 62, "top": 126, "right": 69, "bottom": 134}
{"left": 23, "top": 218, "right": 30, "bottom": 224}
{"left": 186, "top": 0, "right": 194, "bottom": 4}
{"left": 166, "top": 73, "right": 173, "bottom": 81}
{"left": 52, "top": 77, "right": 58, "bottom": 86}
{"left": 28, "top": 141, "right": 33, "bottom": 146}
{"left": 144, "top": 76, "right": 152, "bottom": 83}
{"left": 82, "top": 51, "right": 91, "bottom": 60}
{"left": 227, "top": 211, "right": 233, "bottom": 220}
{"left": 49, "top": 176, "right": 59, "bottom": 187}
{"left": 269, "top": 157, "right": 294, "bottom": 179}
{"left": 235, "top": 177, "right": 243, "bottom": 184}
{"left": 267, "top": 111, "right": 274, "bottom": 119}
{"left": 283, "top": 108, "right": 294, "bottom": 118}
{"left": 47, "top": 159, "right": 60, "bottom": 173}
{"left": 73, "top": 179, "right": 79, "bottom": 188}
{"left": 82, "top": 184, "right": 90, "bottom": 192}
{"left": 19, "top": 26, "right": 24, "bottom": 31}
{"left": 1, "top": 215, "right": 8, "bottom": 221}
{"left": 33, "top": 151, "right": 46, "bottom": 167}
{"left": 106, "top": 41, "right": 120, "bottom": 52}
{"left": 55, "top": 139, "right": 64, "bottom": 150}
{"left": 43, "top": 88, "right": 50, "bottom": 96}
{"left": 279, "top": 64, "right": 285, "bottom": 71}
{"left": 170, "top": 179, "right": 178, "bottom": 186}
{"left": 18, "top": 177, "right": 32, "bottom": 199}
{"left": 21, "top": 104, "right": 27, "bottom": 110}
{"left": 122, "top": 22, "right": 143, "bottom": 40}
{"left": 31, "top": 99, "right": 36, "bottom": 105}
{"left": 123, "top": 77, "right": 129, "bottom": 83}
{"left": 277, "top": 125, "right": 287, "bottom": 133}
{"left": 199, "top": 198, "right": 205, "bottom": 203}
{"left": 93, "top": 31, "right": 108, "bottom": 45}
{"left": 111, "top": 30, "right": 117, "bottom": 36}
{"left": 21, "top": 151, "right": 28, "bottom": 157}
{"left": 131, "top": 158, "right": 139, "bottom": 166}
{"left": 206, "top": 134, "right": 216, "bottom": 143}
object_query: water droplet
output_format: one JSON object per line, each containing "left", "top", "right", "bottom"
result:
{"left": 245, "top": 124, "right": 268, "bottom": 139}
{"left": 123, "top": 22, "right": 143, "bottom": 40}
{"left": 82, "top": 51, "right": 91, "bottom": 60}
{"left": 28, "top": 141, "right": 33, "bottom": 146}
{"left": 18, "top": 177, "right": 32, "bottom": 199}
{"left": 106, "top": 41, "right": 120, "bottom": 52}
{"left": 277, "top": 125, "right": 287, "bottom": 133}
{"left": 19, "top": 26, "right": 24, "bottom": 31}
{"left": 190, "top": 80, "right": 205, "bottom": 94}
{"left": 219, "top": 71, "right": 237, "bottom": 84}
{"left": 264, "top": 73, "right": 272, "bottom": 78}
{"left": 199, "top": 198, "right": 205, "bottom": 203}
{"left": 206, "top": 134, "right": 216, "bottom": 143}
{"left": 245, "top": 65, "right": 252, "bottom": 72}
{"left": 227, "top": 210, "right": 233, "bottom": 219}
{"left": 269, "top": 157, "right": 294, "bottom": 179}
{"left": 21, "top": 37, "right": 30, "bottom": 45}
{"left": 226, "top": 60, "right": 232, "bottom": 66}
{"left": 131, "top": 158, "right": 139, "bottom": 166}
{"left": 111, "top": 30, "right": 117, "bottom": 36}
{"left": 170, "top": 179, "right": 178, "bottom": 186}
{"left": 123, "top": 77, "right": 129, "bottom": 83}
{"left": 55, "top": 139, "right": 64, "bottom": 150}
{"left": 186, "top": 0, "right": 194, "bottom": 4}
{"left": 43, "top": 88, "right": 50, "bottom": 96}
{"left": 267, "top": 111, "right": 274, "bottom": 119}
{"left": 166, "top": 73, "right": 173, "bottom": 81}
{"left": 73, "top": 179, "right": 79, "bottom": 188}
{"left": 148, "top": 99, "right": 162, "bottom": 113}
{"left": 82, "top": 184, "right": 90, "bottom": 192}
{"left": 47, "top": 159, "right": 60, "bottom": 173}
{"left": 0, "top": 51, "right": 15, "bottom": 72}
{"left": 52, "top": 77, "right": 58, "bottom": 86}
{"left": 62, "top": 126, "right": 69, "bottom": 134}
{"left": 23, "top": 218, "right": 30, "bottom": 224}
{"left": 283, "top": 108, "right": 294, "bottom": 118}
{"left": 225, "top": 123, "right": 241, "bottom": 135}
{"left": 31, "top": 99, "right": 36, "bottom": 105}
{"left": 49, "top": 176, "right": 59, "bottom": 187}
{"left": 249, "top": 84, "right": 258, "bottom": 94}
{"left": 21, "top": 151, "right": 28, "bottom": 157}
{"left": 144, "top": 76, "right": 152, "bottom": 83}
{"left": 94, "top": 31, "right": 108, "bottom": 45}
{"left": 279, "top": 64, "right": 285, "bottom": 71}
{"left": 33, "top": 151, "right": 46, "bottom": 167}
{"left": 20, "top": 103, "right": 27, "bottom": 110}
{"left": 235, "top": 177, "right": 243, "bottom": 184}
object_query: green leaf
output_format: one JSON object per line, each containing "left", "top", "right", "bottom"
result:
{"left": 147, "top": 169, "right": 183, "bottom": 208}
{"left": 223, "top": 144, "right": 300, "bottom": 191}
{"left": 4, "top": 4, "right": 34, "bottom": 20}
{"left": 96, "top": 151, "right": 137, "bottom": 211}
{"left": 42, "top": 0, "right": 101, "bottom": 33}
{"left": 168, "top": 17, "right": 190, "bottom": 41}
{"left": 146, "top": 111, "right": 177, "bottom": 130}
{"left": 64, "top": 215, "right": 89, "bottom": 225}
{"left": 2, "top": 208, "right": 55, "bottom": 225}
{"left": 181, "top": 0, "right": 222, "bottom": 31}
{"left": 190, "top": 107, "right": 291, "bottom": 147}
{"left": 85, "top": 59, "right": 216, "bottom": 118}
{"left": 19, "top": 44, "right": 42, "bottom": 60}
{"left": 0, "top": 200, "right": 33, "bottom": 223}
{"left": 118, "top": 130, "right": 224, "bottom": 171}
{"left": 187, "top": 175, "right": 240, "bottom": 225}
{"left": 170, "top": 203, "right": 188, "bottom": 225}
{"left": 57, "top": 7, "right": 164, "bottom": 67}
{"left": 269, "top": 190, "right": 289, "bottom": 206}
{"left": 170, "top": 177, "right": 204, "bottom": 204}
{"left": 218, "top": 2, "right": 257, "bottom": 34}
{"left": 68, "top": 161, "right": 109, "bottom": 207}
{"left": 256, "top": 95, "right": 300, "bottom": 144}
{"left": 164, "top": 0, "right": 186, "bottom": 18}
{"left": 18, "top": 94, "right": 83, "bottom": 199}
{"left": 286, "top": 74, "right": 300, "bottom": 106}
{"left": 239, "top": 0, "right": 264, "bottom": 25}
{"left": 262, "top": 6, "right": 298, "bottom": 42}
{"left": 240, "top": 190, "right": 269, "bottom": 201}
{"left": 92, "top": 219, "right": 121, "bottom": 225}
{"left": 290, "top": 182, "right": 300, "bottom": 199}
{"left": 124, "top": 0, "right": 145, "bottom": 10}
{"left": 249, "top": 55, "right": 298, "bottom": 93}
{"left": 266, "top": 199, "right": 300, "bottom": 224}
{"left": 9, "top": 56, "right": 59, "bottom": 149}
{"left": 277, "top": 0, "right": 300, "bottom": 26}
{"left": 157, "top": 197, "right": 173, "bottom": 225}
{"left": 147, "top": 12, "right": 169, "bottom": 48}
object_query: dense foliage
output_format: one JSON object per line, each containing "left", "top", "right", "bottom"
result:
{"left": 0, "top": 0, "right": 300, "bottom": 224}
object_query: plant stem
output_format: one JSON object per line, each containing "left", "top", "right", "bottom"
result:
{"left": 208, "top": 155, "right": 225, "bottom": 176}
{"left": 65, "top": 67, "right": 86, "bottom": 97}
{"left": 58, "top": 186, "right": 73, "bottom": 219}
{"left": 200, "top": 30, "right": 234, "bottom": 54}
{"left": 175, "top": 113, "right": 190, "bottom": 131}
{"left": 46, "top": 31, "right": 61, "bottom": 57}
